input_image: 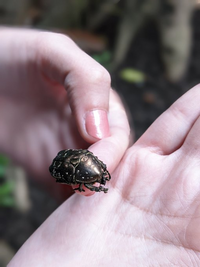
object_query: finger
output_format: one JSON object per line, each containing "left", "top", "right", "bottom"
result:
{"left": 35, "top": 32, "right": 110, "bottom": 143}
{"left": 69, "top": 90, "right": 130, "bottom": 197}
{"left": 89, "top": 90, "right": 130, "bottom": 175}
{"left": 137, "top": 84, "right": 200, "bottom": 155}
{"left": 71, "top": 183, "right": 96, "bottom": 197}
{"left": 181, "top": 114, "right": 200, "bottom": 154}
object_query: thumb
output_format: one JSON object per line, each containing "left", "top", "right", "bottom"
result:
{"left": 36, "top": 32, "right": 110, "bottom": 143}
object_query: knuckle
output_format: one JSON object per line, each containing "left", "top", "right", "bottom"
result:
{"left": 89, "top": 67, "right": 111, "bottom": 87}
{"left": 35, "top": 32, "right": 73, "bottom": 58}
{"left": 35, "top": 31, "right": 54, "bottom": 50}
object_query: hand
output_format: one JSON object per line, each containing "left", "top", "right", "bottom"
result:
{"left": 8, "top": 84, "right": 200, "bottom": 266}
{"left": 0, "top": 28, "right": 130, "bottom": 199}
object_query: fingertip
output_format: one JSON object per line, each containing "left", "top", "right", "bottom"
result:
{"left": 71, "top": 185, "right": 95, "bottom": 197}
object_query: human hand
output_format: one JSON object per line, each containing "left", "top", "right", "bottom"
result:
{"left": 8, "top": 84, "right": 200, "bottom": 266}
{"left": 0, "top": 28, "right": 130, "bottom": 199}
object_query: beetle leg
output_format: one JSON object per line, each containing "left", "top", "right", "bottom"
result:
{"left": 73, "top": 183, "right": 85, "bottom": 192}
{"left": 103, "top": 172, "right": 111, "bottom": 181}
{"left": 101, "top": 178, "right": 106, "bottom": 185}
{"left": 84, "top": 183, "right": 108, "bottom": 193}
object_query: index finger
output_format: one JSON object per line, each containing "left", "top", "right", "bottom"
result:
{"left": 73, "top": 89, "right": 131, "bottom": 196}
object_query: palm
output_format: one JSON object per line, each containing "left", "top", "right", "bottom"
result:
{"left": 13, "top": 142, "right": 200, "bottom": 266}
{"left": 50, "top": 148, "right": 199, "bottom": 265}
{"left": 109, "top": 146, "right": 200, "bottom": 265}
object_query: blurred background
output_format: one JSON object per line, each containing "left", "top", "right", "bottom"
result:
{"left": 0, "top": 0, "right": 200, "bottom": 265}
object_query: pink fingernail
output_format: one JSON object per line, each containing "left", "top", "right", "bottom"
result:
{"left": 85, "top": 110, "right": 110, "bottom": 139}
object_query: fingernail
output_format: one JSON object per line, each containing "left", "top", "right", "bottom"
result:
{"left": 85, "top": 110, "right": 110, "bottom": 139}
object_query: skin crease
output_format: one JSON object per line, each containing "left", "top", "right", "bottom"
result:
{"left": 1, "top": 28, "right": 200, "bottom": 266}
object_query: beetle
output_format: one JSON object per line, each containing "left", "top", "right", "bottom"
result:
{"left": 49, "top": 149, "right": 111, "bottom": 193}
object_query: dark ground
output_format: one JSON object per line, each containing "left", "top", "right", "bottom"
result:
{"left": 1, "top": 9, "right": 200, "bottom": 265}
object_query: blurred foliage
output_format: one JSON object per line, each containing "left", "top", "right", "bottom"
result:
{"left": 0, "top": 181, "right": 15, "bottom": 207}
{"left": 0, "top": 0, "right": 121, "bottom": 30}
{"left": 0, "top": 154, "right": 15, "bottom": 207}
{"left": 0, "top": 154, "right": 9, "bottom": 166}
{"left": 120, "top": 68, "right": 146, "bottom": 84}
{"left": 0, "top": 0, "right": 196, "bottom": 82}
{"left": 92, "top": 50, "right": 112, "bottom": 69}
{"left": 0, "top": 154, "right": 9, "bottom": 178}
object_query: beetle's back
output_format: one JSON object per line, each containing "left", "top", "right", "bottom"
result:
{"left": 75, "top": 153, "right": 102, "bottom": 183}
{"left": 49, "top": 149, "right": 105, "bottom": 185}
{"left": 49, "top": 149, "right": 76, "bottom": 183}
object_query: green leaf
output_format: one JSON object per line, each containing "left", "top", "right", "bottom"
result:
{"left": 0, "top": 165, "right": 6, "bottom": 177}
{"left": 120, "top": 68, "right": 146, "bottom": 84}
{"left": 0, "top": 154, "right": 9, "bottom": 166}
{"left": 0, "top": 181, "right": 14, "bottom": 197}
{"left": 92, "top": 51, "right": 112, "bottom": 65}
{"left": 0, "top": 195, "right": 15, "bottom": 207}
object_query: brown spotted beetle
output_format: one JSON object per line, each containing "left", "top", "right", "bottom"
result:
{"left": 49, "top": 149, "right": 111, "bottom": 193}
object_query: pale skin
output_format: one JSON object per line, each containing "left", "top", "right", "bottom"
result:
{"left": 0, "top": 28, "right": 130, "bottom": 199}
{"left": 1, "top": 29, "right": 200, "bottom": 266}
